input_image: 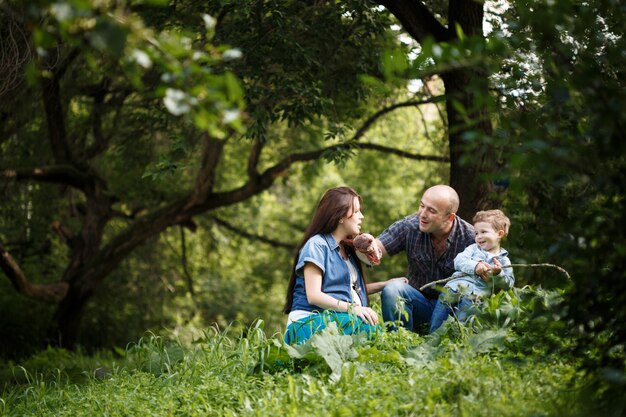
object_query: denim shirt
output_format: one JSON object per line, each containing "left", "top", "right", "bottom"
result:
{"left": 445, "top": 243, "right": 515, "bottom": 297}
{"left": 290, "top": 233, "right": 368, "bottom": 312}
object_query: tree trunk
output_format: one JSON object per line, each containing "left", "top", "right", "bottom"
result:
{"left": 378, "top": 0, "right": 505, "bottom": 219}
{"left": 442, "top": 68, "right": 501, "bottom": 221}
{"left": 444, "top": 0, "right": 503, "bottom": 220}
{"left": 49, "top": 282, "right": 93, "bottom": 349}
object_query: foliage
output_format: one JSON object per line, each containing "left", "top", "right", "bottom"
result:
{"left": 1, "top": 3, "right": 625, "bottom": 414}
{"left": 2, "top": 287, "right": 620, "bottom": 416}
{"left": 488, "top": 0, "right": 626, "bottom": 378}
{"left": 0, "top": 0, "right": 434, "bottom": 350}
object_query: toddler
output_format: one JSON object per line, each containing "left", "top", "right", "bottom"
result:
{"left": 429, "top": 209, "right": 514, "bottom": 332}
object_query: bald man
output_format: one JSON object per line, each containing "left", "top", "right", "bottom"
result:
{"left": 375, "top": 185, "right": 475, "bottom": 332}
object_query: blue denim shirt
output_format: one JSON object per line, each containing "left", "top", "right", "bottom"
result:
{"left": 290, "top": 233, "right": 368, "bottom": 312}
{"left": 445, "top": 243, "right": 515, "bottom": 297}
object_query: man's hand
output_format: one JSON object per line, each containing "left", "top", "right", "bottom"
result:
{"left": 352, "top": 233, "right": 382, "bottom": 265}
{"left": 388, "top": 277, "right": 409, "bottom": 285}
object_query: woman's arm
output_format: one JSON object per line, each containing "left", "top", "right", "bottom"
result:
{"left": 303, "top": 263, "right": 379, "bottom": 324}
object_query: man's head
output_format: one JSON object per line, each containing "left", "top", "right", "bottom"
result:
{"left": 417, "top": 185, "right": 460, "bottom": 236}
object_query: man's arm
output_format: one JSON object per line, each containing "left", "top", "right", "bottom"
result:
{"left": 366, "top": 277, "right": 409, "bottom": 294}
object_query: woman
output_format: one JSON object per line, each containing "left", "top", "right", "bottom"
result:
{"left": 283, "top": 186, "right": 407, "bottom": 344}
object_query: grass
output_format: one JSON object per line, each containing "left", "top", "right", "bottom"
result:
{"left": 0, "top": 287, "right": 620, "bottom": 417}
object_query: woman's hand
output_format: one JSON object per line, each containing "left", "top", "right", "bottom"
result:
{"left": 353, "top": 305, "right": 379, "bottom": 325}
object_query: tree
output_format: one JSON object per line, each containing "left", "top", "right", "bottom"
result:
{"left": 0, "top": 0, "right": 446, "bottom": 349}
{"left": 377, "top": 0, "right": 503, "bottom": 220}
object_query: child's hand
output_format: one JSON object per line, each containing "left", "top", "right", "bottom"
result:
{"left": 475, "top": 261, "right": 493, "bottom": 281}
{"left": 491, "top": 258, "right": 502, "bottom": 275}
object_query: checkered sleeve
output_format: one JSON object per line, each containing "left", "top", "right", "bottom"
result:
{"left": 377, "top": 216, "right": 411, "bottom": 256}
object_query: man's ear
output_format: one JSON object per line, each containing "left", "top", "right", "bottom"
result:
{"left": 448, "top": 212, "right": 456, "bottom": 222}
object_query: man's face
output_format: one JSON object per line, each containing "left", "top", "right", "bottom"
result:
{"left": 417, "top": 189, "right": 453, "bottom": 235}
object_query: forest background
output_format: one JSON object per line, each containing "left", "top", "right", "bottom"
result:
{"left": 0, "top": 0, "right": 624, "bottom": 415}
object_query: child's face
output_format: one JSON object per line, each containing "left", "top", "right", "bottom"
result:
{"left": 474, "top": 221, "right": 504, "bottom": 252}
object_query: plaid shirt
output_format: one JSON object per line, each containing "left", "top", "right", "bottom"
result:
{"left": 378, "top": 214, "right": 475, "bottom": 300}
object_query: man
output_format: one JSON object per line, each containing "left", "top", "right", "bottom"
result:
{"left": 375, "top": 185, "right": 475, "bottom": 332}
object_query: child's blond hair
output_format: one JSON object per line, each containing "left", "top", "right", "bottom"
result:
{"left": 473, "top": 209, "right": 511, "bottom": 236}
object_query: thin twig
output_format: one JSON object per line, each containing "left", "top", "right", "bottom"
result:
{"left": 419, "top": 263, "right": 571, "bottom": 291}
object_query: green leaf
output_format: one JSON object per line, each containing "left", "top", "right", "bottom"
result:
{"left": 467, "top": 329, "right": 508, "bottom": 353}
{"left": 309, "top": 324, "right": 359, "bottom": 381}
{"left": 89, "top": 18, "right": 128, "bottom": 57}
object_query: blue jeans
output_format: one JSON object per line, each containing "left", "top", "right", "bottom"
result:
{"left": 429, "top": 293, "right": 474, "bottom": 333}
{"left": 284, "top": 311, "right": 380, "bottom": 345}
{"left": 380, "top": 281, "right": 437, "bottom": 332}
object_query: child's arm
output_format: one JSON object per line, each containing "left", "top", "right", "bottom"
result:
{"left": 453, "top": 244, "right": 481, "bottom": 276}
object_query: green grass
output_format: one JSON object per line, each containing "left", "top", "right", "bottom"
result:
{"left": 0, "top": 287, "right": 621, "bottom": 417}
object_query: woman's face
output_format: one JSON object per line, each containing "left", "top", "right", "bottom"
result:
{"left": 340, "top": 197, "right": 364, "bottom": 237}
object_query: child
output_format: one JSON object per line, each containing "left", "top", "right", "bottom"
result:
{"left": 429, "top": 209, "right": 515, "bottom": 332}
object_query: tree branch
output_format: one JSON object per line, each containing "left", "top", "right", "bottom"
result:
{"left": 0, "top": 245, "right": 69, "bottom": 303}
{"left": 83, "top": 83, "right": 132, "bottom": 160}
{"left": 185, "top": 133, "right": 226, "bottom": 209}
{"left": 247, "top": 137, "right": 265, "bottom": 179}
{"left": 419, "top": 263, "right": 572, "bottom": 291}
{"left": 51, "top": 221, "right": 77, "bottom": 249}
{"left": 39, "top": 47, "right": 81, "bottom": 165}
{"left": 378, "top": 0, "right": 450, "bottom": 43}
{"left": 1, "top": 165, "right": 92, "bottom": 191}
{"left": 357, "top": 143, "right": 448, "bottom": 162}
{"left": 352, "top": 96, "right": 446, "bottom": 142}
{"left": 80, "top": 94, "right": 450, "bottom": 284}
{"left": 211, "top": 216, "right": 296, "bottom": 249}
{"left": 41, "top": 72, "right": 73, "bottom": 164}
{"left": 449, "top": 0, "right": 484, "bottom": 37}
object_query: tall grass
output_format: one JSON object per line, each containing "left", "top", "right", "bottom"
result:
{"left": 0, "top": 287, "right": 616, "bottom": 417}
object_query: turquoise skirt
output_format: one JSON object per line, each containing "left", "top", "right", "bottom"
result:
{"left": 284, "top": 310, "right": 381, "bottom": 345}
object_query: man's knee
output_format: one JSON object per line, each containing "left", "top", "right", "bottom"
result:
{"left": 381, "top": 280, "right": 406, "bottom": 301}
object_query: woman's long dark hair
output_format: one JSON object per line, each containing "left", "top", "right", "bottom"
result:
{"left": 283, "top": 186, "right": 369, "bottom": 314}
